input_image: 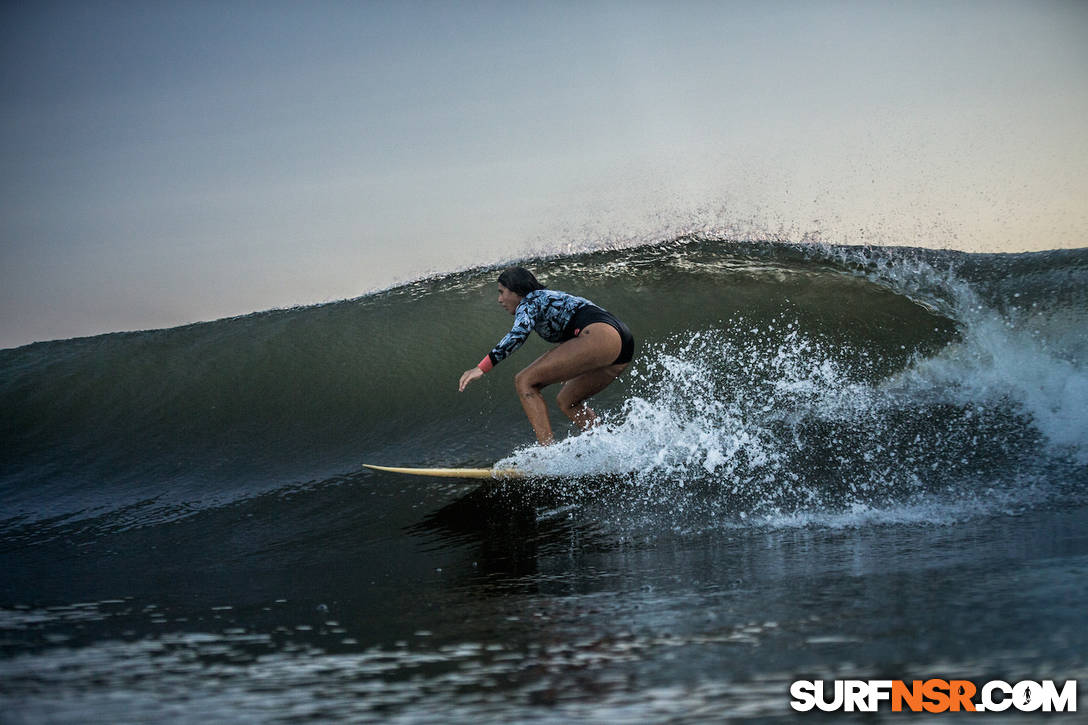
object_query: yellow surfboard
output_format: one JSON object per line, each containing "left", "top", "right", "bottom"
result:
{"left": 362, "top": 464, "right": 526, "bottom": 480}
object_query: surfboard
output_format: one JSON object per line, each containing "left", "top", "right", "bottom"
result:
{"left": 362, "top": 464, "right": 525, "bottom": 480}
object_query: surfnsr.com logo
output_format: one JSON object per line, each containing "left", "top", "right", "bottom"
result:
{"left": 790, "top": 679, "right": 1077, "bottom": 713}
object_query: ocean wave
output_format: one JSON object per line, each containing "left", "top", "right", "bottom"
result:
{"left": 2, "top": 239, "right": 1085, "bottom": 534}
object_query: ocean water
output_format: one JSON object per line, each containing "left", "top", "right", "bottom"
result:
{"left": 2, "top": 239, "right": 1086, "bottom": 722}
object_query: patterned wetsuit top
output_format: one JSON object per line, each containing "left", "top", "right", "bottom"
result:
{"left": 482, "top": 289, "right": 593, "bottom": 370}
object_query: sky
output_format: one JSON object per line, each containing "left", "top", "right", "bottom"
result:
{"left": 2, "top": 0, "right": 1086, "bottom": 349}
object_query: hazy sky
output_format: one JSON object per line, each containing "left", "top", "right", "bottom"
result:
{"left": 2, "top": 0, "right": 1086, "bottom": 348}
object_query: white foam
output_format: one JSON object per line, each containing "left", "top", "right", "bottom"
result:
{"left": 500, "top": 249, "right": 1087, "bottom": 530}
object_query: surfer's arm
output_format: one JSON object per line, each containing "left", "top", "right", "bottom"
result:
{"left": 458, "top": 302, "right": 535, "bottom": 391}
{"left": 479, "top": 305, "right": 535, "bottom": 372}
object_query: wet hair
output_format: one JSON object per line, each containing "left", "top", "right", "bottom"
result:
{"left": 497, "top": 266, "right": 545, "bottom": 296}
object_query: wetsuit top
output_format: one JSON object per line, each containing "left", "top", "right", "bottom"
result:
{"left": 477, "top": 289, "right": 593, "bottom": 372}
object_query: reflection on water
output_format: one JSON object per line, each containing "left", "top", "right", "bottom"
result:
{"left": 5, "top": 487, "right": 1086, "bottom": 723}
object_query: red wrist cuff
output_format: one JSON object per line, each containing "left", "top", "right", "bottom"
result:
{"left": 478, "top": 355, "right": 493, "bottom": 373}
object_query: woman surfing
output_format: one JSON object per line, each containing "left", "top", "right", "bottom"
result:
{"left": 458, "top": 267, "right": 635, "bottom": 445}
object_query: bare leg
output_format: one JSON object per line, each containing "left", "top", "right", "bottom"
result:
{"left": 516, "top": 383, "right": 555, "bottom": 445}
{"left": 556, "top": 365, "right": 627, "bottom": 430}
{"left": 513, "top": 323, "right": 623, "bottom": 445}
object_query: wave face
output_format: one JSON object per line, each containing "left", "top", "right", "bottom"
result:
{"left": 2, "top": 239, "right": 1086, "bottom": 538}
{"left": 3, "top": 239, "right": 1088, "bottom": 722}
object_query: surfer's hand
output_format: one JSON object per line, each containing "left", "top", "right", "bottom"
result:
{"left": 459, "top": 367, "right": 484, "bottom": 392}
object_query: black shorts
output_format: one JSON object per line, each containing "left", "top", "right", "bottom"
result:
{"left": 567, "top": 305, "right": 635, "bottom": 365}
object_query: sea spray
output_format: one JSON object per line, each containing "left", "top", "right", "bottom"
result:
{"left": 500, "top": 245, "right": 1085, "bottom": 529}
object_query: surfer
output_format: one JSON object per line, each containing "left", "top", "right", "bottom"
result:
{"left": 458, "top": 266, "right": 634, "bottom": 445}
